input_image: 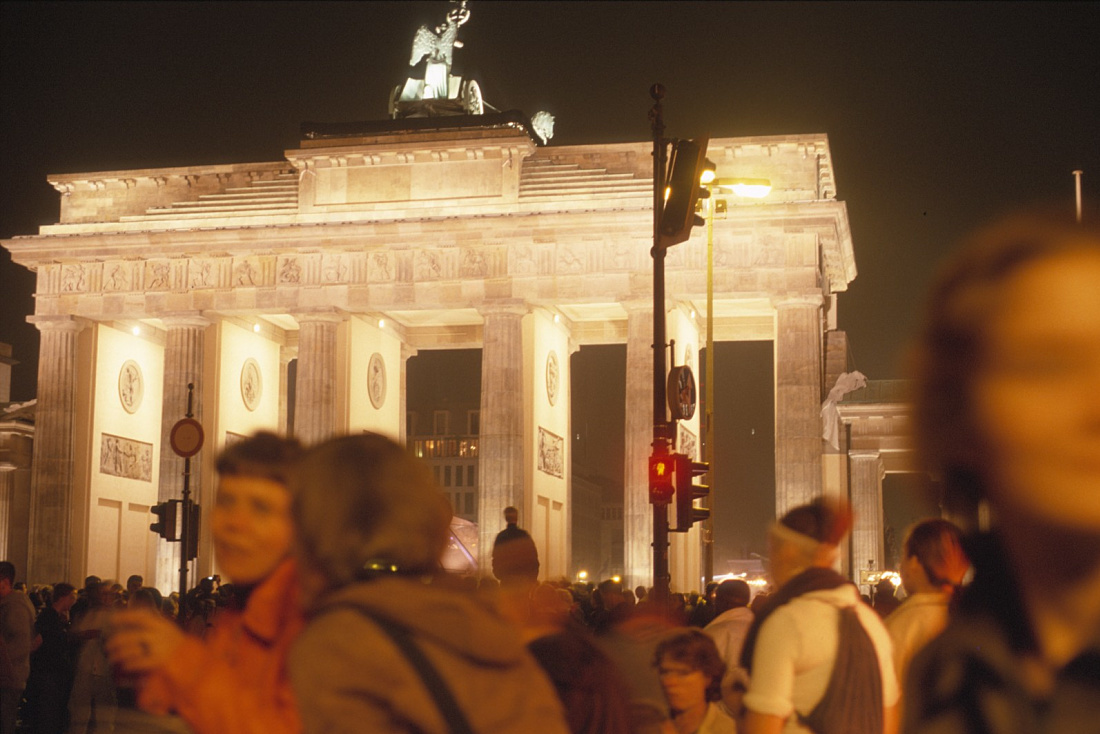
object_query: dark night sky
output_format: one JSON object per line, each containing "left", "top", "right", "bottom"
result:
{"left": 2, "top": 2, "right": 1098, "bottom": 562}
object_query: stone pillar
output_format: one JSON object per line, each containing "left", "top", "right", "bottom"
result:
{"left": 0, "top": 469, "right": 12, "bottom": 558}
{"left": 774, "top": 295, "right": 825, "bottom": 518}
{"left": 400, "top": 343, "right": 419, "bottom": 445}
{"left": 156, "top": 316, "right": 209, "bottom": 593}
{"left": 278, "top": 344, "right": 297, "bottom": 436}
{"left": 26, "top": 317, "right": 85, "bottom": 584}
{"left": 476, "top": 305, "right": 526, "bottom": 572}
{"left": 623, "top": 302, "right": 655, "bottom": 590}
{"left": 294, "top": 312, "right": 344, "bottom": 446}
{"left": 849, "top": 449, "right": 885, "bottom": 583}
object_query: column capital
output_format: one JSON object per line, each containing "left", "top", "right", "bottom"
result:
{"left": 292, "top": 309, "right": 347, "bottom": 325}
{"left": 160, "top": 313, "right": 212, "bottom": 330}
{"left": 27, "top": 315, "right": 88, "bottom": 333}
{"left": 400, "top": 343, "right": 419, "bottom": 362}
{"left": 619, "top": 299, "right": 653, "bottom": 315}
{"left": 848, "top": 448, "right": 882, "bottom": 461}
{"left": 477, "top": 302, "right": 529, "bottom": 319}
{"left": 280, "top": 344, "right": 299, "bottom": 364}
{"left": 771, "top": 293, "right": 825, "bottom": 310}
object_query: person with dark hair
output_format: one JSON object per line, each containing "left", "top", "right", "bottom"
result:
{"left": 739, "top": 501, "right": 898, "bottom": 734}
{"left": 883, "top": 518, "right": 969, "bottom": 696}
{"left": 1, "top": 560, "right": 37, "bottom": 733}
{"left": 905, "top": 213, "right": 1100, "bottom": 733}
{"left": 106, "top": 431, "right": 304, "bottom": 734}
{"left": 653, "top": 629, "right": 736, "bottom": 734}
{"left": 25, "top": 582, "right": 77, "bottom": 733}
{"left": 704, "top": 579, "right": 754, "bottom": 709}
{"left": 287, "top": 432, "right": 570, "bottom": 734}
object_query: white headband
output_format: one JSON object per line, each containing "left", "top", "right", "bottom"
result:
{"left": 769, "top": 521, "right": 840, "bottom": 567}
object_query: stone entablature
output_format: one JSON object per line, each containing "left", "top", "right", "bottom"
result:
{"left": 9, "top": 131, "right": 854, "bottom": 343}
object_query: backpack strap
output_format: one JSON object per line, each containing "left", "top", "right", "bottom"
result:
{"left": 336, "top": 605, "right": 476, "bottom": 734}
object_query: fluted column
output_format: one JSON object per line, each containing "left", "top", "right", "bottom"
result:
{"left": 623, "top": 302, "right": 655, "bottom": 590}
{"left": 279, "top": 344, "right": 297, "bottom": 436}
{"left": 774, "top": 295, "right": 825, "bottom": 518}
{"left": 156, "top": 315, "right": 209, "bottom": 592}
{"left": 26, "top": 316, "right": 85, "bottom": 584}
{"left": 476, "top": 305, "right": 526, "bottom": 572}
{"left": 293, "top": 312, "right": 344, "bottom": 446}
{"left": 0, "top": 469, "right": 12, "bottom": 559}
{"left": 849, "top": 449, "right": 885, "bottom": 582}
{"left": 399, "top": 343, "right": 418, "bottom": 445}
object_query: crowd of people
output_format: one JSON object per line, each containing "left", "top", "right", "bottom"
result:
{"left": 1, "top": 210, "right": 1097, "bottom": 734}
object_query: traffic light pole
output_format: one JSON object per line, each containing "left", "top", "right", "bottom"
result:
{"left": 649, "top": 83, "right": 672, "bottom": 606}
{"left": 179, "top": 383, "right": 195, "bottom": 600}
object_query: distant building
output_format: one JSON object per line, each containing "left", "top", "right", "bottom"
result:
{"left": 0, "top": 343, "right": 34, "bottom": 579}
{"left": 407, "top": 406, "right": 481, "bottom": 524}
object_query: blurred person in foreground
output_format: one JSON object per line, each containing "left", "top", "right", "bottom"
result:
{"left": 739, "top": 501, "right": 899, "bottom": 734}
{"left": 287, "top": 433, "right": 570, "bottom": 734}
{"left": 905, "top": 213, "right": 1100, "bottom": 733}
{"left": 654, "top": 629, "right": 737, "bottom": 734}
{"left": 883, "top": 518, "right": 969, "bottom": 696}
{"left": 106, "top": 432, "right": 304, "bottom": 734}
{"left": 703, "top": 579, "right": 754, "bottom": 710}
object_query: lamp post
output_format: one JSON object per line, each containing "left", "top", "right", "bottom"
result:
{"left": 701, "top": 177, "right": 770, "bottom": 584}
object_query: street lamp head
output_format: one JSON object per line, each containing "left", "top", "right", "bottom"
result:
{"left": 713, "top": 177, "right": 772, "bottom": 199}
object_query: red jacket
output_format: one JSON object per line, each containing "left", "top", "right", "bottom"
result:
{"left": 139, "top": 558, "right": 303, "bottom": 734}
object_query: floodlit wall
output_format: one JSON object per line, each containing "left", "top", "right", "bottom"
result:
{"left": 524, "top": 309, "right": 571, "bottom": 580}
{"left": 86, "top": 324, "right": 164, "bottom": 584}
{"left": 345, "top": 316, "right": 402, "bottom": 439}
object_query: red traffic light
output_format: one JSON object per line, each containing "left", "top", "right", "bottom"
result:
{"left": 649, "top": 453, "right": 674, "bottom": 503}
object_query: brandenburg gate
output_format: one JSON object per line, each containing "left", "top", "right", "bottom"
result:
{"left": 2, "top": 112, "right": 855, "bottom": 592}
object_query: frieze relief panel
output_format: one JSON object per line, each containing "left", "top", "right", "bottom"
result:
{"left": 537, "top": 427, "right": 564, "bottom": 479}
{"left": 556, "top": 243, "right": 586, "bottom": 274}
{"left": 144, "top": 260, "right": 174, "bottom": 291}
{"left": 100, "top": 433, "right": 153, "bottom": 482}
{"left": 368, "top": 252, "right": 395, "bottom": 282}
{"left": 102, "top": 261, "right": 136, "bottom": 292}
{"left": 321, "top": 253, "right": 350, "bottom": 283}
{"left": 61, "top": 263, "right": 91, "bottom": 293}
{"left": 187, "top": 258, "right": 221, "bottom": 289}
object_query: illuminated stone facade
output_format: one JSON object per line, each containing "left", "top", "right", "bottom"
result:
{"left": 3, "top": 120, "right": 858, "bottom": 591}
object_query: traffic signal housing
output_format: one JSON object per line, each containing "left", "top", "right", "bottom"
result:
{"left": 673, "top": 453, "right": 710, "bottom": 531}
{"left": 659, "top": 137, "right": 715, "bottom": 249}
{"left": 150, "top": 500, "right": 179, "bottom": 540}
{"left": 649, "top": 452, "right": 674, "bottom": 504}
{"left": 183, "top": 502, "right": 201, "bottom": 560}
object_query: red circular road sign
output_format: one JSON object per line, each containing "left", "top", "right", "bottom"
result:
{"left": 667, "top": 365, "right": 697, "bottom": 421}
{"left": 169, "top": 417, "right": 205, "bottom": 458}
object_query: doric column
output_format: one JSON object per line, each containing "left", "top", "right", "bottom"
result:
{"left": 849, "top": 448, "right": 885, "bottom": 583}
{"left": 156, "top": 315, "right": 209, "bottom": 593}
{"left": 623, "top": 302, "right": 655, "bottom": 590}
{"left": 399, "top": 343, "right": 419, "bottom": 445}
{"left": 293, "top": 312, "right": 344, "bottom": 446}
{"left": 26, "top": 316, "right": 85, "bottom": 584}
{"left": 476, "top": 305, "right": 526, "bottom": 572}
{"left": 279, "top": 344, "right": 297, "bottom": 436}
{"left": 0, "top": 469, "right": 12, "bottom": 559}
{"left": 773, "top": 294, "right": 825, "bottom": 518}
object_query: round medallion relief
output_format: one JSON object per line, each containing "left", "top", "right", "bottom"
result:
{"left": 118, "top": 360, "right": 143, "bottom": 414}
{"left": 240, "top": 358, "right": 262, "bottom": 412}
{"left": 368, "top": 353, "right": 386, "bottom": 409}
{"left": 545, "top": 350, "right": 560, "bottom": 406}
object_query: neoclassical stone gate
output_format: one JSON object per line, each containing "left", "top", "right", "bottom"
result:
{"left": 3, "top": 117, "right": 857, "bottom": 591}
